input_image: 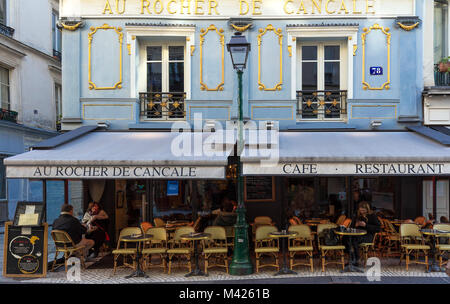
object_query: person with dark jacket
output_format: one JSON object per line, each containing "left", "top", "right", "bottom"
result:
{"left": 344, "top": 201, "right": 381, "bottom": 266}
{"left": 52, "top": 204, "right": 94, "bottom": 259}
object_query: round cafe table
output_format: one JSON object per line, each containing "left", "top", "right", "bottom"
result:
{"left": 268, "top": 231, "right": 298, "bottom": 276}
{"left": 334, "top": 228, "right": 367, "bottom": 273}
{"left": 121, "top": 233, "right": 153, "bottom": 278}
{"left": 421, "top": 229, "right": 450, "bottom": 273}
{"left": 180, "top": 232, "right": 211, "bottom": 277}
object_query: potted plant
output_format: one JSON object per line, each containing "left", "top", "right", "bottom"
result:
{"left": 438, "top": 56, "right": 450, "bottom": 73}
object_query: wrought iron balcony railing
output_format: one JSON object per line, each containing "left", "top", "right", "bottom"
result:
{"left": 434, "top": 64, "right": 450, "bottom": 86}
{"left": 296, "top": 90, "right": 347, "bottom": 120}
{"left": 139, "top": 92, "right": 186, "bottom": 120}
{"left": 0, "top": 108, "right": 18, "bottom": 123}
{"left": 0, "top": 23, "right": 14, "bottom": 38}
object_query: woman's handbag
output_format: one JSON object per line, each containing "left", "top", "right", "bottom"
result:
{"left": 322, "top": 229, "right": 339, "bottom": 246}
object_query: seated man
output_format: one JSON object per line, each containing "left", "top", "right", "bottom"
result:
{"left": 52, "top": 204, "right": 95, "bottom": 260}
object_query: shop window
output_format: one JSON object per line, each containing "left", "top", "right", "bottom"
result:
{"left": 434, "top": 0, "right": 449, "bottom": 64}
{"left": 352, "top": 177, "right": 395, "bottom": 218}
{"left": 0, "top": 155, "right": 6, "bottom": 200}
{"left": 296, "top": 41, "right": 347, "bottom": 121}
{"left": 140, "top": 43, "right": 185, "bottom": 121}
{"left": 0, "top": 66, "right": 10, "bottom": 110}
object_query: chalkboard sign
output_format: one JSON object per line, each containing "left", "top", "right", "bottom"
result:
{"left": 244, "top": 176, "right": 275, "bottom": 202}
{"left": 3, "top": 222, "right": 48, "bottom": 278}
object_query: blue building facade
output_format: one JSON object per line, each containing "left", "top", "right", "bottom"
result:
{"left": 59, "top": 0, "right": 424, "bottom": 132}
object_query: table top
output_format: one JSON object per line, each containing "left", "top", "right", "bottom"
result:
{"left": 421, "top": 229, "right": 450, "bottom": 236}
{"left": 180, "top": 232, "right": 211, "bottom": 241}
{"left": 334, "top": 228, "right": 367, "bottom": 236}
{"left": 121, "top": 234, "right": 153, "bottom": 242}
{"left": 269, "top": 231, "right": 298, "bottom": 238}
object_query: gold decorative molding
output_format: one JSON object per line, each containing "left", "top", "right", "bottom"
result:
{"left": 190, "top": 45, "right": 195, "bottom": 56}
{"left": 231, "top": 23, "right": 251, "bottom": 33}
{"left": 199, "top": 25, "right": 224, "bottom": 91}
{"left": 127, "top": 43, "right": 131, "bottom": 55}
{"left": 361, "top": 24, "right": 391, "bottom": 90}
{"left": 397, "top": 22, "right": 419, "bottom": 31}
{"left": 88, "top": 24, "right": 123, "bottom": 90}
{"left": 258, "top": 24, "right": 283, "bottom": 91}
{"left": 287, "top": 45, "right": 292, "bottom": 57}
{"left": 60, "top": 22, "right": 83, "bottom": 31}
{"left": 353, "top": 44, "right": 357, "bottom": 56}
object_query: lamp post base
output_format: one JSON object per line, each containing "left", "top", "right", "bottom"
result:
{"left": 229, "top": 261, "right": 254, "bottom": 276}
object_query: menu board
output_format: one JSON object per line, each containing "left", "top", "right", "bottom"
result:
{"left": 13, "top": 201, "right": 45, "bottom": 226}
{"left": 3, "top": 222, "right": 48, "bottom": 278}
{"left": 244, "top": 176, "right": 275, "bottom": 202}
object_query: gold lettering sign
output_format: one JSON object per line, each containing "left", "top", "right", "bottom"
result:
{"left": 99, "top": 0, "right": 381, "bottom": 16}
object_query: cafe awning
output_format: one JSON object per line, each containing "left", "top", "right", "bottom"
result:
{"left": 5, "top": 131, "right": 235, "bottom": 179}
{"left": 242, "top": 131, "right": 450, "bottom": 176}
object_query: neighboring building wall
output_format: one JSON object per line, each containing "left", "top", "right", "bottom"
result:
{"left": 0, "top": 0, "right": 61, "bottom": 221}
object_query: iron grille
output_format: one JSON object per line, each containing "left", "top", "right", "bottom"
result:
{"left": 297, "top": 90, "right": 347, "bottom": 120}
{"left": 139, "top": 92, "right": 186, "bottom": 120}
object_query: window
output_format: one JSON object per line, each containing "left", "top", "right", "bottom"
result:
{"left": 0, "top": 156, "right": 6, "bottom": 200}
{"left": 141, "top": 43, "right": 185, "bottom": 120}
{"left": 0, "top": 66, "right": 10, "bottom": 110}
{"left": 52, "top": 10, "right": 62, "bottom": 59}
{"left": 297, "top": 41, "right": 347, "bottom": 120}
{"left": 434, "top": 0, "right": 449, "bottom": 63}
{"left": 0, "top": 0, "right": 6, "bottom": 25}
{"left": 54, "top": 83, "right": 62, "bottom": 130}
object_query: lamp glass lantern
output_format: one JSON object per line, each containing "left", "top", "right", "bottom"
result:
{"left": 227, "top": 32, "right": 251, "bottom": 71}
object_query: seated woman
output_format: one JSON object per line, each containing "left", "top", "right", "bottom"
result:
{"left": 345, "top": 201, "right": 381, "bottom": 266}
{"left": 85, "top": 203, "right": 109, "bottom": 258}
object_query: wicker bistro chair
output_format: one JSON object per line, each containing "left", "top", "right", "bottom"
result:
{"left": 140, "top": 222, "right": 153, "bottom": 234}
{"left": 51, "top": 230, "right": 86, "bottom": 273}
{"left": 288, "top": 225, "right": 314, "bottom": 272}
{"left": 112, "top": 227, "right": 142, "bottom": 275}
{"left": 358, "top": 232, "right": 381, "bottom": 265}
{"left": 380, "top": 219, "right": 401, "bottom": 257}
{"left": 202, "top": 226, "right": 229, "bottom": 274}
{"left": 433, "top": 224, "right": 450, "bottom": 269}
{"left": 166, "top": 226, "right": 195, "bottom": 274}
{"left": 317, "top": 223, "right": 345, "bottom": 272}
{"left": 254, "top": 225, "right": 280, "bottom": 273}
{"left": 154, "top": 218, "right": 166, "bottom": 228}
{"left": 224, "top": 226, "right": 235, "bottom": 250}
{"left": 399, "top": 223, "right": 430, "bottom": 271}
{"left": 142, "top": 227, "right": 168, "bottom": 272}
{"left": 252, "top": 216, "right": 274, "bottom": 237}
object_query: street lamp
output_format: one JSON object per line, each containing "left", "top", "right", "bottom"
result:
{"left": 227, "top": 32, "right": 253, "bottom": 275}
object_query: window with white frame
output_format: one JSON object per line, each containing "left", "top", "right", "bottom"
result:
{"left": 140, "top": 43, "right": 185, "bottom": 120}
{"left": 297, "top": 40, "right": 347, "bottom": 121}
{"left": 434, "top": 0, "right": 449, "bottom": 63}
{"left": 0, "top": 66, "right": 10, "bottom": 110}
{"left": 52, "top": 10, "right": 62, "bottom": 59}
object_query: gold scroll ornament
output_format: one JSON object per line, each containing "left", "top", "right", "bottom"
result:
{"left": 258, "top": 24, "right": 283, "bottom": 91}
{"left": 199, "top": 25, "right": 225, "bottom": 91}
{"left": 88, "top": 24, "right": 123, "bottom": 90}
{"left": 361, "top": 24, "right": 391, "bottom": 90}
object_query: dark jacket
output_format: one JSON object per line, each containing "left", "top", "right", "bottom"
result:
{"left": 213, "top": 212, "right": 237, "bottom": 227}
{"left": 351, "top": 213, "right": 381, "bottom": 242}
{"left": 52, "top": 213, "right": 86, "bottom": 244}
